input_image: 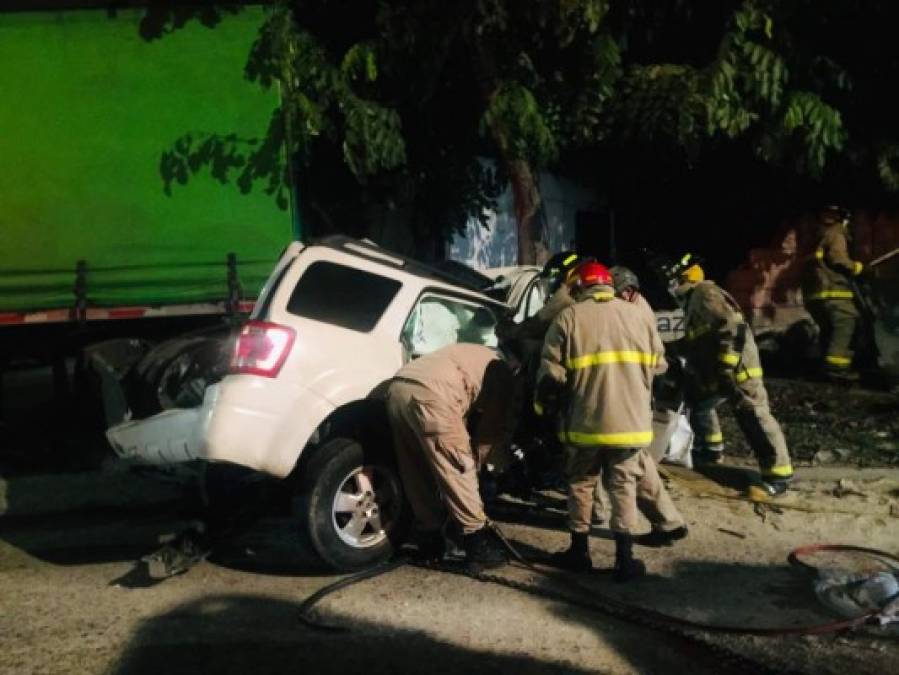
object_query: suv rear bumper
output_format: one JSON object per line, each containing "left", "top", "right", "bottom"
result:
{"left": 106, "top": 376, "right": 335, "bottom": 479}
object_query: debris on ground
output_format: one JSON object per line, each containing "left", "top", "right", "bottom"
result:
{"left": 833, "top": 479, "right": 869, "bottom": 499}
{"left": 719, "top": 378, "right": 899, "bottom": 467}
{"left": 142, "top": 527, "right": 211, "bottom": 579}
{"left": 815, "top": 570, "right": 899, "bottom": 624}
{"left": 717, "top": 527, "right": 747, "bottom": 539}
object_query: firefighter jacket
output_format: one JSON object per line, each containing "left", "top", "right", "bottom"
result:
{"left": 802, "top": 222, "right": 864, "bottom": 303}
{"left": 503, "top": 284, "right": 576, "bottom": 341}
{"left": 536, "top": 285, "right": 667, "bottom": 449}
{"left": 678, "top": 280, "right": 762, "bottom": 390}
{"left": 633, "top": 292, "right": 656, "bottom": 325}
{"left": 393, "top": 343, "right": 519, "bottom": 465}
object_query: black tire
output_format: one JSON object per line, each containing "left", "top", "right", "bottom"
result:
{"left": 295, "top": 437, "right": 409, "bottom": 571}
{"left": 126, "top": 335, "right": 231, "bottom": 417}
{"left": 155, "top": 338, "right": 231, "bottom": 410}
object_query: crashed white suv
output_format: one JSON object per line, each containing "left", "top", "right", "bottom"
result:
{"left": 108, "top": 236, "right": 512, "bottom": 570}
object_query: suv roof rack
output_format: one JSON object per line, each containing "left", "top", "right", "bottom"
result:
{"left": 314, "top": 235, "right": 494, "bottom": 295}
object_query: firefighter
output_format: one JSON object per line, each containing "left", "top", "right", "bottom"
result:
{"left": 385, "top": 343, "right": 522, "bottom": 567}
{"left": 496, "top": 250, "right": 585, "bottom": 492}
{"left": 666, "top": 255, "right": 794, "bottom": 495}
{"left": 802, "top": 206, "right": 866, "bottom": 382}
{"left": 610, "top": 265, "right": 655, "bottom": 323}
{"left": 500, "top": 250, "right": 583, "bottom": 343}
{"left": 589, "top": 265, "right": 658, "bottom": 520}
{"left": 536, "top": 262, "right": 686, "bottom": 581}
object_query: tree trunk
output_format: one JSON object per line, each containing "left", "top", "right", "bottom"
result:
{"left": 506, "top": 158, "right": 541, "bottom": 265}
{"left": 469, "top": 38, "right": 542, "bottom": 265}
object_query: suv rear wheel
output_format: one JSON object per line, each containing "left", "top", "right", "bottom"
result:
{"left": 295, "top": 437, "right": 408, "bottom": 571}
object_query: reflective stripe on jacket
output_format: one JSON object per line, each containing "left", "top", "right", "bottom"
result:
{"left": 681, "top": 280, "right": 763, "bottom": 385}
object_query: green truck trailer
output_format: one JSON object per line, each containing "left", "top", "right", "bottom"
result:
{"left": 0, "top": 4, "right": 295, "bottom": 405}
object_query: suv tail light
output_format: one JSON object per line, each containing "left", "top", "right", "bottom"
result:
{"left": 230, "top": 320, "right": 296, "bottom": 377}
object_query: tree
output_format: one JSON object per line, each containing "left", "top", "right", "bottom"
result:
{"left": 158, "top": 2, "right": 619, "bottom": 261}
{"left": 158, "top": 1, "right": 899, "bottom": 263}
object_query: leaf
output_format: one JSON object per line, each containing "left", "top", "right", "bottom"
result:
{"left": 366, "top": 51, "right": 378, "bottom": 81}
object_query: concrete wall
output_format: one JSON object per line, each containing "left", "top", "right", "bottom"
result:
{"left": 726, "top": 211, "right": 899, "bottom": 331}
{"left": 448, "top": 170, "right": 599, "bottom": 269}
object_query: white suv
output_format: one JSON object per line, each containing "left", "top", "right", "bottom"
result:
{"left": 108, "top": 237, "right": 511, "bottom": 570}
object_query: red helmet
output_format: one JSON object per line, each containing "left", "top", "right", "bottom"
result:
{"left": 571, "top": 261, "right": 612, "bottom": 289}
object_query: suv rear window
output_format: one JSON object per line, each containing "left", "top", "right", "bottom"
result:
{"left": 286, "top": 261, "right": 402, "bottom": 332}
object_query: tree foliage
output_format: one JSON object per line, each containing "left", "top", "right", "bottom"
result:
{"left": 603, "top": 1, "right": 848, "bottom": 178}
{"left": 157, "top": 0, "right": 899, "bottom": 261}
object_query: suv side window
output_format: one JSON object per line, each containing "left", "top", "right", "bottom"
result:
{"left": 286, "top": 261, "right": 402, "bottom": 332}
{"left": 401, "top": 294, "right": 498, "bottom": 358}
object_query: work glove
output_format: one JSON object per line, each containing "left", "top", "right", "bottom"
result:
{"left": 535, "top": 377, "right": 563, "bottom": 418}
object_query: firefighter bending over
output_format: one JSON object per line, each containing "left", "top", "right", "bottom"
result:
{"left": 386, "top": 343, "right": 522, "bottom": 568}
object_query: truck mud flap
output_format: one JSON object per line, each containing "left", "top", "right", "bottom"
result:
{"left": 84, "top": 338, "right": 153, "bottom": 426}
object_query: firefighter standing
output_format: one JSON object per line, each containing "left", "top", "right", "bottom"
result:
{"left": 667, "top": 256, "right": 794, "bottom": 495}
{"left": 536, "top": 262, "right": 686, "bottom": 582}
{"left": 610, "top": 266, "right": 656, "bottom": 323}
{"left": 498, "top": 250, "right": 584, "bottom": 492}
{"left": 802, "top": 206, "right": 866, "bottom": 381}
{"left": 589, "top": 265, "right": 659, "bottom": 519}
{"left": 385, "top": 343, "right": 521, "bottom": 567}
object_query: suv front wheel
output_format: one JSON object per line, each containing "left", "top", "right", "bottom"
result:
{"left": 294, "top": 437, "right": 409, "bottom": 571}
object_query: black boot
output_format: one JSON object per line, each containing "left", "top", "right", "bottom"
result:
{"left": 691, "top": 446, "right": 724, "bottom": 465}
{"left": 463, "top": 526, "right": 508, "bottom": 570}
{"left": 760, "top": 479, "right": 789, "bottom": 497}
{"left": 613, "top": 532, "right": 646, "bottom": 583}
{"left": 824, "top": 368, "right": 860, "bottom": 384}
{"left": 548, "top": 532, "right": 592, "bottom": 572}
{"left": 408, "top": 529, "right": 445, "bottom": 562}
{"left": 634, "top": 525, "right": 688, "bottom": 548}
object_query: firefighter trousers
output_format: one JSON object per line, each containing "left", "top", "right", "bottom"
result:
{"left": 386, "top": 380, "right": 487, "bottom": 535}
{"left": 690, "top": 377, "right": 793, "bottom": 481}
{"left": 805, "top": 299, "right": 859, "bottom": 373}
{"left": 565, "top": 445, "right": 684, "bottom": 535}
{"left": 690, "top": 407, "right": 724, "bottom": 450}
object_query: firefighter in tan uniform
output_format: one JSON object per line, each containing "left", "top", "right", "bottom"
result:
{"left": 536, "top": 262, "right": 686, "bottom": 582}
{"left": 667, "top": 256, "right": 794, "bottom": 495}
{"left": 386, "top": 343, "right": 521, "bottom": 567}
{"left": 610, "top": 266, "right": 656, "bottom": 324}
{"left": 802, "top": 206, "right": 865, "bottom": 381}
{"left": 589, "top": 265, "right": 659, "bottom": 520}
{"left": 499, "top": 251, "right": 583, "bottom": 492}
{"left": 610, "top": 266, "right": 684, "bottom": 465}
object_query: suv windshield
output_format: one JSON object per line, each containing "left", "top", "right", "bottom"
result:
{"left": 287, "top": 261, "right": 402, "bottom": 332}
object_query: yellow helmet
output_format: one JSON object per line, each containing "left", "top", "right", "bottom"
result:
{"left": 681, "top": 263, "right": 705, "bottom": 283}
{"left": 663, "top": 252, "right": 705, "bottom": 285}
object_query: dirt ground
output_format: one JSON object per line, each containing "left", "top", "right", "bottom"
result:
{"left": 2, "top": 459, "right": 898, "bottom": 675}
{"left": 1, "top": 377, "right": 898, "bottom": 674}
{"left": 720, "top": 377, "right": 899, "bottom": 466}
